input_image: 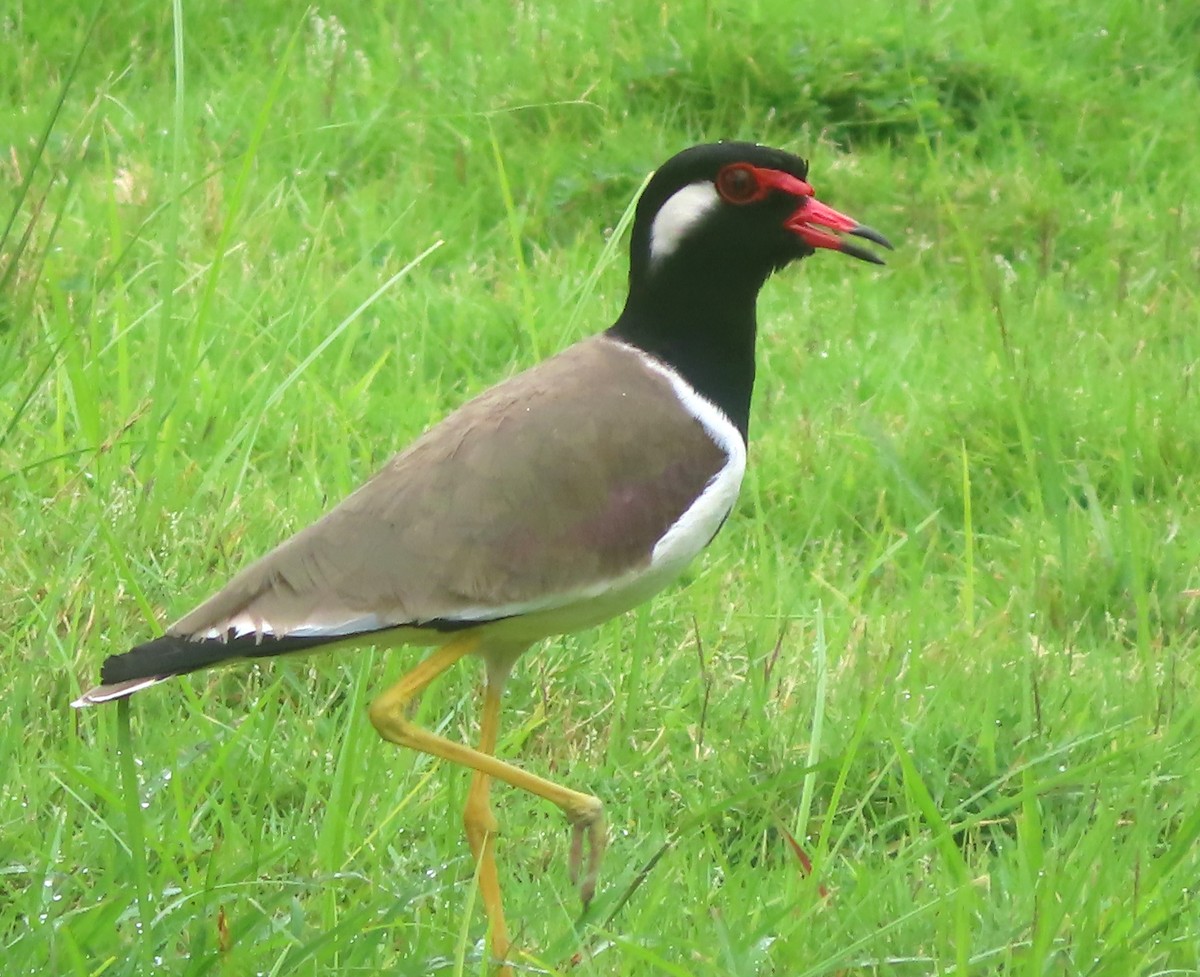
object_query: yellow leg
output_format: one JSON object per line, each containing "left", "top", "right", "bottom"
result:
{"left": 367, "top": 636, "right": 608, "bottom": 966}
{"left": 464, "top": 679, "right": 510, "bottom": 967}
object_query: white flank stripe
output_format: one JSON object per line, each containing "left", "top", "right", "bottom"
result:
{"left": 648, "top": 181, "right": 720, "bottom": 267}
{"left": 199, "top": 614, "right": 386, "bottom": 642}
{"left": 628, "top": 351, "right": 747, "bottom": 573}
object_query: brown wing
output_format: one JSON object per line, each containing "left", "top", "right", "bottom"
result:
{"left": 168, "top": 336, "right": 728, "bottom": 640}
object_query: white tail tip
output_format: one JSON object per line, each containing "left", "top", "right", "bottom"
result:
{"left": 71, "top": 675, "right": 170, "bottom": 707}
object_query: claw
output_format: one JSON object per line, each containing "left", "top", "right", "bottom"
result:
{"left": 566, "top": 802, "right": 607, "bottom": 906}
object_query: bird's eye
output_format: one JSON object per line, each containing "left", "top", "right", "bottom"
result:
{"left": 716, "top": 164, "right": 761, "bottom": 204}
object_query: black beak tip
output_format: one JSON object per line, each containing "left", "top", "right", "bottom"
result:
{"left": 837, "top": 224, "right": 893, "bottom": 266}
{"left": 850, "top": 224, "right": 894, "bottom": 251}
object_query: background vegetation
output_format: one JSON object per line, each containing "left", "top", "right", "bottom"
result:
{"left": 3, "top": 0, "right": 1198, "bottom": 974}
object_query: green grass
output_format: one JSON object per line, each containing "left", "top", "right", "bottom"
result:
{"left": 3, "top": 0, "right": 1199, "bottom": 974}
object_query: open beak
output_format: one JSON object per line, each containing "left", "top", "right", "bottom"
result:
{"left": 736, "top": 166, "right": 895, "bottom": 265}
{"left": 785, "top": 194, "right": 894, "bottom": 265}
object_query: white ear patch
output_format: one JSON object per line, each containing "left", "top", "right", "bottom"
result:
{"left": 648, "top": 181, "right": 720, "bottom": 267}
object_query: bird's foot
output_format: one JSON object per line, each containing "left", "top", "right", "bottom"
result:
{"left": 566, "top": 797, "right": 606, "bottom": 906}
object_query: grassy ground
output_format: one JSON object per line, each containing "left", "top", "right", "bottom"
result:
{"left": 3, "top": 0, "right": 1199, "bottom": 974}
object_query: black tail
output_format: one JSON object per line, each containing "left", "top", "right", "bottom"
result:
{"left": 74, "top": 631, "right": 358, "bottom": 707}
{"left": 98, "top": 631, "right": 351, "bottom": 685}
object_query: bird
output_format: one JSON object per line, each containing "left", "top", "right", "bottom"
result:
{"left": 73, "top": 141, "right": 891, "bottom": 972}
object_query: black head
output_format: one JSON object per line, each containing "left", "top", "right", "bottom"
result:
{"left": 612, "top": 142, "right": 892, "bottom": 440}
{"left": 627, "top": 142, "right": 892, "bottom": 299}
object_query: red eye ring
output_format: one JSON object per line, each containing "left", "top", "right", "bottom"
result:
{"left": 716, "top": 163, "right": 762, "bottom": 204}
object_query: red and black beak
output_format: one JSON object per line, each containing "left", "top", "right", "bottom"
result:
{"left": 752, "top": 167, "right": 894, "bottom": 265}
{"left": 785, "top": 193, "right": 894, "bottom": 266}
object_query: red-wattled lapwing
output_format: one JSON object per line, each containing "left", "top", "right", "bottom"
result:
{"left": 74, "top": 142, "right": 890, "bottom": 970}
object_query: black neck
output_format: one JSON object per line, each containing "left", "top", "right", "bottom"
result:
{"left": 608, "top": 262, "right": 764, "bottom": 441}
